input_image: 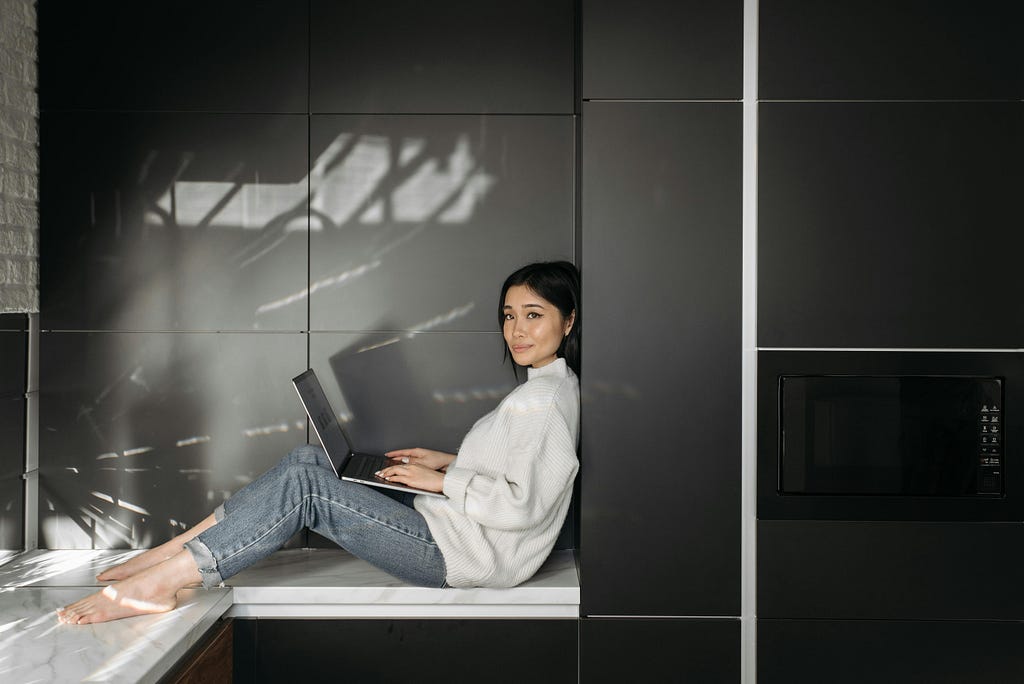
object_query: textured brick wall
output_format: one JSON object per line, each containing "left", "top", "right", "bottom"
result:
{"left": 0, "top": 0, "right": 38, "bottom": 313}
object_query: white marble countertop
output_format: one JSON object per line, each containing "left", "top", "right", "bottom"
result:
{"left": 0, "top": 547, "right": 579, "bottom": 682}
{"left": 0, "top": 586, "right": 232, "bottom": 684}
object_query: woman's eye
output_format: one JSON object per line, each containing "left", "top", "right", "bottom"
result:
{"left": 504, "top": 313, "right": 514, "bottom": 321}
{"left": 527, "top": 312, "right": 541, "bottom": 319}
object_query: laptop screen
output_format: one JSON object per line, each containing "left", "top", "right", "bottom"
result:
{"left": 292, "top": 369, "right": 354, "bottom": 475}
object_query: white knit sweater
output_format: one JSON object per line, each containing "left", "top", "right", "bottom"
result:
{"left": 414, "top": 358, "right": 580, "bottom": 588}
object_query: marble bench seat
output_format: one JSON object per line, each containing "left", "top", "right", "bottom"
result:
{"left": 225, "top": 548, "right": 580, "bottom": 618}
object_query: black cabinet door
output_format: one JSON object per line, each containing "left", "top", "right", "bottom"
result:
{"left": 582, "top": 0, "right": 743, "bottom": 99}
{"left": 581, "top": 102, "right": 741, "bottom": 616}
{"left": 759, "top": 619, "right": 1024, "bottom": 684}
{"left": 760, "top": 0, "right": 1024, "bottom": 100}
{"left": 245, "top": 619, "right": 577, "bottom": 683}
{"left": 758, "top": 102, "right": 1024, "bottom": 349}
{"left": 310, "top": 0, "right": 574, "bottom": 114}
{"left": 38, "top": 0, "right": 308, "bottom": 113}
{"left": 582, "top": 618, "right": 739, "bottom": 683}
{"left": 759, "top": 520, "right": 1024, "bottom": 621}
{"left": 0, "top": 327, "right": 25, "bottom": 551}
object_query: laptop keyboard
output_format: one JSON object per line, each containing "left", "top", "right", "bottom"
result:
{"left": 347, "top": 453, "right": 391, "bottom": 481}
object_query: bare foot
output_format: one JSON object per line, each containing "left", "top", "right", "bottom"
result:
{"left": 56, "top": 582, "right": 178, "bottom": 625}
{"left": 97, "top": 513, "right": 217, "bottom": 582}
{"left": 59, "top": 551, "right": 202, "bottom": 625}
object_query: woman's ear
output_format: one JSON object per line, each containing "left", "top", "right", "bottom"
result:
{"left": 564, "top": 311, "right": 576, "bottom": 336}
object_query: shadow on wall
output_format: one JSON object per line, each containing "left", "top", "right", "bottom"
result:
{"left": 39, "top": 118, "right": 574, "bottom": 549}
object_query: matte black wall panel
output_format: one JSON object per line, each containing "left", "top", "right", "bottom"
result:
{"left": 758, "top": 102, "right": 1024, "bottom": 348}
{"left": 0, "top": 390, "right": 25, "bottom": 550}
{"left": 37, "top": 0, "right": 308, "bottom": 112}
{"left": 759, "top": 520, "right": 1024, "bottom": 620}
{"left": 0, "top": 314, "right": 27, "bottom": 331}
{"left": 253, "top": 619, "right": 577, "bottom": 682}
{"left": 581, "top": 102, "right": 741, "bottom": 616}
{"left": 582, "top": 0, "right": 743, "bottom": 99}
{"left": 0, "top": 330, "right": 26, "bottom": 550}
{"left": 308, "top": 115, "right": 574, "bottom": 331}
{"left": 310, "top": 0, "right": 574, "bottom": 114}
{"left": 0, "top": 396, "right": 25, "bottom": 480}
{"left": 39, "top": 332, "right": 306, "bottom": 549}
{"left": 232, "top": 619, "right": 257, "bottom": 684}
{"left": 759, "top": 619, "right": 1024, "bottom": 684}
{"left": 582, "top": 618, "right": 740, "bottom": 683}
{"left": 760, "top": 0, "right": 1024, "bottom": 100}
{"left": 0, "top": 331, "right": 27, "bottom": 398}
{"left": 40, "top": 112, "right": 308, "bottom": 332}
{"left": 0, "top": 475, "right": 24, "bottom": 550}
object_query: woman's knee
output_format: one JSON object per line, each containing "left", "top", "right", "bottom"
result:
{"left": 283, "top": 444, "right": 330, "bottom": 468}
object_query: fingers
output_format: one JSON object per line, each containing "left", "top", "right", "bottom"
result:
{"left": 375, "top": 463, "right": 417, "bottom": 480}
{"left": 384, "top": 452, "right": 413, "bottom": 464}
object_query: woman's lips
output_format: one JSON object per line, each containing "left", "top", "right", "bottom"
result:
{"left": 511, "top": 344, "right": 531, "bottom": 353}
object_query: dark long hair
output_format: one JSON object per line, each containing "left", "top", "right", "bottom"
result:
{"left": 499, "top": 261, "right": 581, "bottom": 376}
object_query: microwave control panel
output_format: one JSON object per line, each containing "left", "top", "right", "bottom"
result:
{"left": 978, "top": 396, "right": 1003, "bottom": 495}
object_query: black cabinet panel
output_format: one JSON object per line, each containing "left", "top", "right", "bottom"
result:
{"left": 760, "top": 0, "right": 1024, "bottom": 100}
{"left": 41, "top": 112, "right": 308, "bottom": 331}
{"left": 759, "top": 102, "right": 1023, "bottom": 348}
{"left": 582, "top": 0, "right": 742, "bottom": 99}
{"left": 759, "top": 520, "right": 1024, "bottom": 620}
{"left": 0, "top": 396, "right": 25, "bottom": 480}
{"left": 308, "top": 115, "right": 574, "bottom": 331}
{"left": 0, "top": 332, "right": 26, "bottom": 398}
{"left": 582, "top": 618, "right": 739, "bottom": 682}
{"left": 759, "top": 619, "right": 1024, "bottom": 684}
{"left": 0, "top": 475, "right": 23, "bottom": 550}
{"left": 38, "top": 0, "right": 308, "bottom": 112}
{"left": 39, "top": 332, "right": 306, "bottom": 549}
{"left": 310, "top": 0, "right": 574, "bottom": 114}
{"left": 581, "top": 103, "right": 741, "bottom": 616}
{"left": 253, "top": 619, "right": 577, "bottom": 682}
{"left": 0, "top": 314, "right": 27, "bottom": 331}
{"left": 0, "top": 331, "right": 26, "bottom": 550}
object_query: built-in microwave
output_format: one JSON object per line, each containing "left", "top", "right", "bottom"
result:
{"left": 758, "top": 351, "right": 1023, "bottom": 521}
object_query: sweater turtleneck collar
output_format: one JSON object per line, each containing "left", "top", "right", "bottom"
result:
{"left": 527, "top": 357, "right": 569, "bottom": 381}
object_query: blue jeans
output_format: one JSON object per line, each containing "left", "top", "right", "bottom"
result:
{"left": 183, "top": 445, "right": 448, "bottom": 588}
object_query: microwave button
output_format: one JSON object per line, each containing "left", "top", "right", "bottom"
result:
{"left": 978, "top": 468, "right": 1001, "bottom": 494}
{"left": 991, "top": 416, "right": 1000, "bottom": 424}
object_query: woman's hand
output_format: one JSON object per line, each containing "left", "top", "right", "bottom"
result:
{"left": 375, "top": 463, "right": 446, "bottom": 493}
{"left": 384, "top": 448, "right": 456, "bottom": 472}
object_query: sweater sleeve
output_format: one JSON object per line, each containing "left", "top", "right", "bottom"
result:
{"left": 442, "top": 397, "right": 578, "bottom": 531}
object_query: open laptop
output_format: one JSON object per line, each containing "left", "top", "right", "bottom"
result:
{"left": 292, "top": 368, "right": 446, "bottom": 498}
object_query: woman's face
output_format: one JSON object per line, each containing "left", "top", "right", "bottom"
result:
{"left": 502, "top": 285, "right": 574, "bottom": 369}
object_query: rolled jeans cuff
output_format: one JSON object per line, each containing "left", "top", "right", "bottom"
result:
{"left": 184, "top": 536, "right": 225, "bottom": 589}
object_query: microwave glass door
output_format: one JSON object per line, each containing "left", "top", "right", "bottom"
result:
{"left": 780, "top": 376, "right": 1002, "bottom": 496}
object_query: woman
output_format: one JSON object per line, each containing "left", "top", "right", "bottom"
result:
{"left": 57, "top": 261, "right": 581, "bottom": 624}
